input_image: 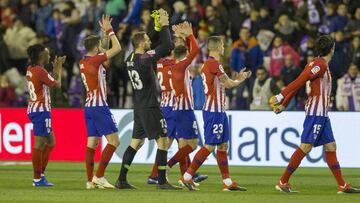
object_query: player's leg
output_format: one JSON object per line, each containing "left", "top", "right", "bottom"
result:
{"left": 115, "top": 138, "right": 144, "bottom": 189}
{"left": 167, "top": 138, "right": 198, "bottom": 169}
{"left": 92, "top": 132, "right": 120, "bottom": 188}
{"left": 29, "top": 112, "right": 53, "bottom": 187}
{"left": 322, "top": 118, "right": 360, "bottom": 193}
{"left": 86, "top": 137, "right": 99, "bottom": 189}
{"left": 276, "top": 143, "right": 311, "bottom": 193}
{"left": 40, "top": 131, "right": 55, "bottom": 186}
{"left": 154, "top": 136, "right": 181, "bottom": 189}
{"left": 42, "top": 132, "right": 55, "bottom": 175}
{"left": 148, "top": 137, "right": 174, "bottom": 184}
{"left": 216, "top": 142, "right": 246, "bottom": 191}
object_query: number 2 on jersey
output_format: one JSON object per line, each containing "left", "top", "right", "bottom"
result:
{"left": 157, "top": 72, "right": 165, "bottom": 90}
{"left": 201, "top": 73, "right": 208, "bottom": 94}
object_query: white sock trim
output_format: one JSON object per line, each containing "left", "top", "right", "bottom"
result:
{"left": 184, "top": 172, "right": 192, "bottom": 181}
{"left": 223, "top": 178, "right": 233, "bottom": 186}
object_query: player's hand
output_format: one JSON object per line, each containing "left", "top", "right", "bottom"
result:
{"left": 273, "top": 104, "right": 285, "bottom": 114}
{"left": 180, "top": 21, "right": 193, "bottom": 37}
{"left": 52, "top": 56, "right": 66, "bottom": 69}
{"left": 236, "top": 68, "right": 252, "bottom": 81}
{"left": 158, "top": 9, "right": 169, "bottom": 27}
{"left": 99, "top": 15, "right": 113, "bottom": 31}
{"left": 172, "top": 24, "right": 183, "bottom": 37}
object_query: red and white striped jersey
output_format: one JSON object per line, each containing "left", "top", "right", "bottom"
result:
{"left": 157, "top": 57, "right": 176, "bottom": 107}
{"left": 281, "top": 57, "right": 332, "bottom": 117}
{"left": 201, "top": 57, "right": 226, "bottom": 112}
{"left": 172, "top": 35, "right": 199, "bottom": 110}
{"left": 26, "top": 65, "right": 57, "bottom": 113}
{"left": 79, "top": 53, "right": 108, "bottom": 107}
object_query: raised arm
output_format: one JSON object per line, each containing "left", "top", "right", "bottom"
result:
{"left": 99, "top": 15, "right": 122, "bottom": 58}
{"left": 50, "top": 56, "right": 66, "bottom": 88}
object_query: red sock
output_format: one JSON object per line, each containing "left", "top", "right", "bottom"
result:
{"left": 150, "top": 162, "right": 158, "bottom": 178}
{"left": 96, "top": 144, "right": 116, "bottom": 178}
{"left": 280, "top": 147, "right": 306, "bottom": 183}
{"left": 179, "top": 155, "right": 190, "bottom": 175}
{"left": 325, "top": 151, "right": 345, "bottom": 186}
{"left": 86, "top": 147, "right": 96, "bottom": 182}
{"left": 216, "top": 150, "right": 230, "bottom": 179}
{"left": 42, "top": 144, "right": 53, "bottom": 173}
{"left": 167, "top": 145, "right": 193, "bottom": 168}
{"left": 186, "top": 146, "right": 211, "bottom": 176}
{"left": 32, "top": 148, "right": 42, "bottom": 179}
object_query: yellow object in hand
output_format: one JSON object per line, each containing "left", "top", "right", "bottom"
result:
{"left": 151, "top": 10, "right": 161, "bottom": 32}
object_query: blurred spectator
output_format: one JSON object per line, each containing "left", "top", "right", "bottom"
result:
{"left": 0, "top": 74, "right": 15, "bottom": 107}
{"left": 256, "top": 7, "right": 273, "bottom": 32}
{"left": 61, "top": 9, "right": 83, "bottom": 85}
{"left": 83, "top": 0, "right": 104, "bottom": 34}
{"left": 105, "top": 0, "right": 126, "bottom": 29}
{"left": 68, "top": 67, "right": 82, "bottom": 107}
{"left": 4, "top": 18, "right": 37, "bottom": 75}
{"left": 17, "top": 0, "right": 36, "bottom": 28}
{"left": 195, "top": 28, "right": 208, "bottom": 65}
{"left": 122, "top": 0, "right": 142, "bottom": 26}
{"left": 250, "top": 66, "right": 279, "bottom": 110}
{"left": 171, "top": 1, "right": 187, "bottom": 25}
{"left": 0, "top": 0, "right": 16, "bottom": 28}
{"left": 189, "top": 0, "right": 205, "bottom": 19}
{"left": 344, "top": 7, "right": 360, "bottom": 38}
{"left": 0, "top": 25, "right": 10, "bottom": 74}
{"left": 329, "top": 31, "right": 350, "bottom": 84}
{"left": 211, "top": 0, "right": 229, "bottom": 33}
{"left": 274, "top": 0, "right": 296, "bottom": 20}
{"left": 139, "top": 9, "right": 152, "bottom": 33}
{"left": 329, "top": 3, "right": 349, "bottom": 34}
{"left": 190, "top": 65, "right": 205, "bottom": 110}
{"left": 46, "top": 9, "right": 62, "bottom": 51}
{"left": 228, "top": 0, "right": 254, "bottom": 41}
{"left": 35, "top": 0, "right": 53, "bottom": 34}
{"left": 242, "top": 10, "right": 260, "bottom": 36}
{"left": 230, "top": 27, "right": 263, "bottom": 75}
{"left": 269, "top": 36, "right": 300, "bottom": 77}
{"left": 349, "top": 36, "right": 360, "bottom": 68}
{"left": 202, "top": 5, "right": 223, "bottom": 36}
{"left": 318, "top": 2, "right": 336, "bottom": 34}
{"left": 336, "top": 64, "right": 360, "bottom": 111}
{"left": 274, "top": 14, "right": 300, "bottom": 46}
{"left": 295, "top": 0, "right": 324, "bottom": 33}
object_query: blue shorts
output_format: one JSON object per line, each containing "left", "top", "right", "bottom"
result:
{"left": 84, "top": 106, "right": 118, "bottom": 137}
{"left": 173, "top": 110, "right": 199, "bottom": 139}
{"left": 161, "top": 107, "right": 176, "bottom": 138}
{"left": 28, "top": 112, "right": 52, "bottom": 136}
{"left": 301, "top": 115, "right": 335, "bottom": 147}
{"left": 202, "top": 111, "right": 229, "bottom": 145}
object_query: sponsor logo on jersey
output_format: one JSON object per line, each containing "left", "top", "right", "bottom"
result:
{"left": 311, "top": 66, "right": 320, "bottom": 74}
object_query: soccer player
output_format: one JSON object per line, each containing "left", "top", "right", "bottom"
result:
{"left": 270, "top": 35, "right": 360, "bottom": 194}
{"left": 26, "top": 44, "right": 66, "bottom": 186}
{"left": 148, "top": 23, "right": 207, "bottom": 186}
{"left": 115, "top": 9, "right": 179, "bottom": 190}
{"left": 181, "top": 36, "right": 252, "bottom": 191}
{"left": 165, "top": 22, "right": 203, "bottom": 185}
{"left": 79, "top": 15, "right": 121, "bottom": 189}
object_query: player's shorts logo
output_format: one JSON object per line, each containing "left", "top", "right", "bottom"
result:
{"left": 216, "top": 134, "right": 221, "bottom": 140}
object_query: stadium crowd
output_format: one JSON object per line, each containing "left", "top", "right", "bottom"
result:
{"left": 0, "top": 0, "right": 359, "bottom": 111}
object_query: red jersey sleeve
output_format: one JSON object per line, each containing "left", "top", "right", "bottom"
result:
{"left": 38, "top": 68, "right": 57, "bottom": 87}
{"left": 281, "top": 59, "right": 327, "bottom": 97}
{"left": 176, "top": 35, "right": 200, "bottom": 71}
{"left": 209, "top": 60, "right": 226, "bottom": 77}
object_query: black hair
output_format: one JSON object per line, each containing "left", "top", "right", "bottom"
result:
{"left": 174, "top": 45, "right": 187, "bottom": 59}
{"left": 315, "top": 35, "right": 335, "bottom": 57}
{"left": 27, "top": 44, "right": 46, "bottom": 65}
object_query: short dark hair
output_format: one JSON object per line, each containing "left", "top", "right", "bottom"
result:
{"left": 27, "top": 44, "right": 46, "bottom": 64}
{"left": 84, "top": 35, "right": 100, "bottom": 52}
{"left": 315, "top": 35, "right": 335, "bottom": 57}
{"left": 174, "top": 45, "right": 187, "bottom": 59}
{"left": 207, "top": 36, "right": 222, "bottom": 51}
{"left": 132, "top": 32, "right": 147, "bottom": 49}
{"left": 256, "top": 65, "right": 267, "bottom": 73}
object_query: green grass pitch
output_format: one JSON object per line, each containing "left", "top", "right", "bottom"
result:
{"left": 0, "top": 162, "right": 360, "bottom": 203}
